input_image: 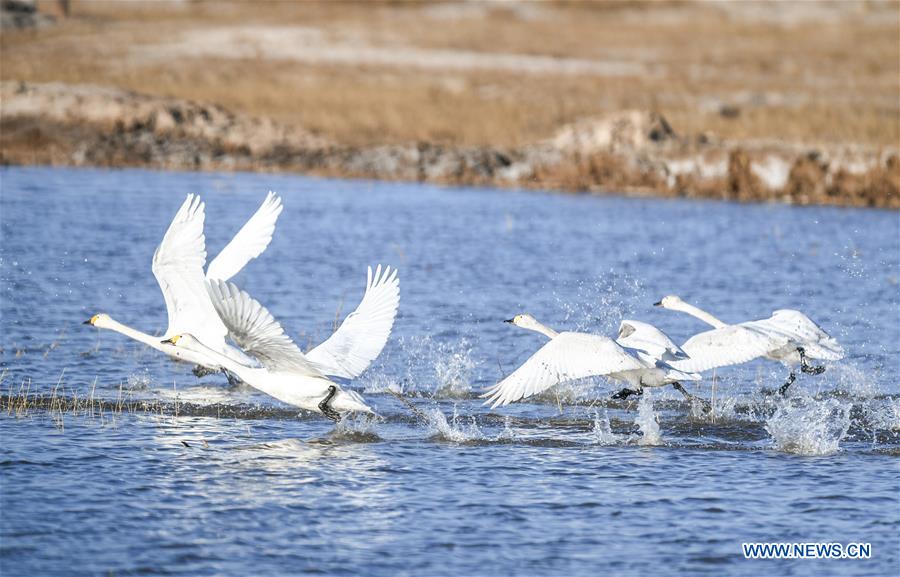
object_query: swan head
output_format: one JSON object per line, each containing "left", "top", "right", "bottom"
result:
{"left": 505, "top": 313, "right": 541, "bottom": 330}
{"left": 653, "top": 295, "right": 685, "bottom": 309}
{"left": 83, "top": 313, "right": 112, "bottom": 328}
{"left": 160, "top": 333, "right": 201, "bottom": 350}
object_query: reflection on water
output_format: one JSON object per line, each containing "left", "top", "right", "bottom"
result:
{"left": 1, "top": 166, "right": 898, "bottom": 576}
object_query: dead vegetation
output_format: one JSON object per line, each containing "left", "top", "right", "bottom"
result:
{"left": 1, "top": 1, "right": 897, "bottom": 206}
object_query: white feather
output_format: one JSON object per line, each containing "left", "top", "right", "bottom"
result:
{"left": 306, "top": 265, "right": 400, "bottom": 379}
{"left": 206, "top": 191, "right": 283, "bottom": 281}
{"left": 206, "top": 279, "right": 324, "bottom": 377}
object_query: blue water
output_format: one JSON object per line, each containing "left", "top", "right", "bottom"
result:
{"left": 1, "top": 166, "right": 898, "bottom": 576}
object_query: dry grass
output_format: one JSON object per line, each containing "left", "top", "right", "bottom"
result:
{"left": 3, "top": 0, "right": 897, "bottom": 149}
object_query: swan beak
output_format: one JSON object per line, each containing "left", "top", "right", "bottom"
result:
{"left": 82, "top": 319, "right": 93, "bottom": 325}
{"left": 160, "top": 336, "right": 179, "bottom": 345}
{"left": 653, "top": 301, "right": 662, "bottom": 307}
{"left": 504, "top": 318, "right": 514, "bottom": 323}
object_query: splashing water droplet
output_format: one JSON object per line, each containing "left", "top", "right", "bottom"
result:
{"left": 592, "top": 409, "right": 621, "bottom": 445}
{"left": 425, "top": 404, "right": 484, "bottom": 443}
{"left": 765, "top": 396, "right": 851, "bottom": 456}
{"left": 635, "top": 390, "right": 662, "bottom": 446}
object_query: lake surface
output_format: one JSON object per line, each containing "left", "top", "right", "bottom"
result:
{"left": 1, "top": 166, "right": 898, "bottom": 576}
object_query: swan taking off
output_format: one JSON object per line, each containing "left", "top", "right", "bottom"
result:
{"left": 85, "top": 192, "right": 283, "bottom": 376}
{"left": 179, "top": 276, "right": 390, "bottom": 420}
{"left": 482, "top": 314, "right": 702, "bottom": 409}
{"left": 654, "top": 295, "right": 844, "bottom": 394}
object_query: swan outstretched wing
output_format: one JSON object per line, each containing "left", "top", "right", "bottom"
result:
{"left": 206, "top": 279, "right": 324, "bottom": 377}
{"left": 670, "top": 325, "right": 786, "bottom": 373}
{"left": 306, "top": 265, "right": 400, "bottom": 379}
{"left": 749, "top": 310, "right": 844, "bottom": 361}
{"left": 152, "top": 194, "right": 227, "bottom": 346}
{"left": 482, "top": 332, "right": 647, "bottom": 408}
{"left": 205, "top": 191, "right": 283, "bottom": 282}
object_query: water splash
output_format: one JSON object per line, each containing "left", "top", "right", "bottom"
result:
{"left": 765, "top": 396, "right": 851, "bottom": 456}
{"left": 635, "top": 391, "right": 662, "bottom": 446}
{"left": 556, "top": 272, "right": 643, "bottom": 334}
{"left": 591, "top": 409, "right": 622, "bottom": 445}
{"left": 426, "top": 404, "right": 485, "bottom": 443}
{"left": 331, "top": 413, "right": 382, "bottom": 442}
{"left": 433, "top": 339, "right": 477, "bottom": 398}
{"left": 833, "top": 363, "right": 880, "bottom": 399}
{"left": 126, "top": 370, "right": 152, "bottom": 391}
{"left": 362, "top": 335, "right": 477, "bottom": 397}
{"left": 496, "top": 416, "right": 517, "bottom": 441}
{"left": 852, "top": 395, "right": 899, "bottom": 447}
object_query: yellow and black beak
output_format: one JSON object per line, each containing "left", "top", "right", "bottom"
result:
{"left": 160, "top": 335, "right": 181, "bottom": 345}
{"left": 504, "top": 318, "right": 515, "bottom": 323}
{"left": 83, "top": 314, "right": 99, "bottom": 325}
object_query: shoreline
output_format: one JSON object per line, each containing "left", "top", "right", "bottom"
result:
{"left": 2, "top": 82, "right": 898, "bottom": 209}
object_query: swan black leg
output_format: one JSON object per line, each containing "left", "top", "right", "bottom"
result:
{"left": 611, "top": 387, "right": 642, "bottom": 400}
{"left": 798, "top": 347, "right": 826, "bottom": 375}
{"left": 192, "top": 365, "right": 217, "bottom": 378}
{"left": 779, "top": 372, "right": 796, "bottom": 396}
{"left": 222, "top": 369, "right": 242, "bottom": 387}
{"left": 672, "top": 382, "right": 712, "bottom": 413}
{"left": 318, "top": 385, "right": 341, "bottom": 421}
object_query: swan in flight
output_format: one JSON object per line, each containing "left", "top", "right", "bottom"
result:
{"left": 482, "top": 314, "right": 703, "bottom": 409}
{"left": 85, "top": 192, "right": 283, "bottom": 376}
{"left": 654, "top": 295, "right": 844, "bottom": 394}
{"left": 162, "top": 279, "right": 381, "bottom": 420}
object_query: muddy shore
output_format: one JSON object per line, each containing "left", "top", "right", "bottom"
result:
{"left": 2, "top": 82, "right": 896, "bottom": 208}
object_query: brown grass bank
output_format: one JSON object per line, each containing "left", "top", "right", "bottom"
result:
{"left": 1, "top": 1, "right": 898, "bottom": 207}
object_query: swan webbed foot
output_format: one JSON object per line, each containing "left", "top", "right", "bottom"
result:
{"left": 222, "top": 369, "right": 242, "bottom": 388}
{"left": 797, "top": 347, "right": 826, "bottom": 375}
{"left": 318, "top": 385, "right": 341, "bottom": 422}
{"left": 778, "top": 372, "right": 797, "bottom": 396}
{"left": 611, "top": 387, "right": 642, "bottom": 401}
{"left": 192, "top": 364, "right": 217, "bottom": 378}
{"left": 672, "top": 382, "right": 712, "bottom": 413}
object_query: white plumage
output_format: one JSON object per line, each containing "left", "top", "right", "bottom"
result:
{"left": 655, "top": 295, "right": 844, "bottom": 392}
{"left": 206, "top": 279, "right": 323, "bottom": 377}
{"left": 168, "top": 279, "right": 375, "bottom": 418}
{"left": 669, "top": 325, "right": 784, "bottom": 373}
{"left": 205, "top": 191, "right": 283, "bottom": 282}
{"left": 482, "top": 315, "right": 701, "bottom": 409}
{"left": 306, "top": 265, "right": 401, "bottom": 379}
{"left": 86, "top": 192, "right": 283, "bottom": 372}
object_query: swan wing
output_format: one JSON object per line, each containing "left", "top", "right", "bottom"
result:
{"left": 616, "top": 319, "right": 688, "bottom": 362}
{"left": 152, "top": 194, "right": 227, "bottom": 346}
{"left": 670, "top": 325, "right": 786, "bottom": 373}
{"left": 482, "top": 332, "right": 647, "bottom": 408}
{"left": 306, "top": 265, "right": 400, "bottom": 379}
{"left": 748, "top": 310, "right": 844, "bottom": 361}
{"left": 205, "top": 191, "right": 284, "bottom": 281}
{"left": 206, "top": 279, "right": 324, "bottom": 377}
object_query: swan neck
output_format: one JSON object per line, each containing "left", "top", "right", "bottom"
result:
{"left": 104, "top": 318, "right": 165, "bottom": 350}
{"left": 528, "top": 321, "right": 559, "bottom": 339}
{"left": 674, "top": 301, "right": 728, "bottom": 329}
{"left": 187, "top": 339, "right": 249, "bottom": 376}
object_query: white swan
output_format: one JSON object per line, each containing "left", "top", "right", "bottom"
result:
{"left": 654, "top": 295, "right": 844, "bottom": 394}
{"left": 84, "top": 192, "right": 283, "bottom": 375}
{"left": 482, "top": 314, "right": 702, "bottom": 409}
{"left": 161, "top": 279, "right": 377, "bottom": 420}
